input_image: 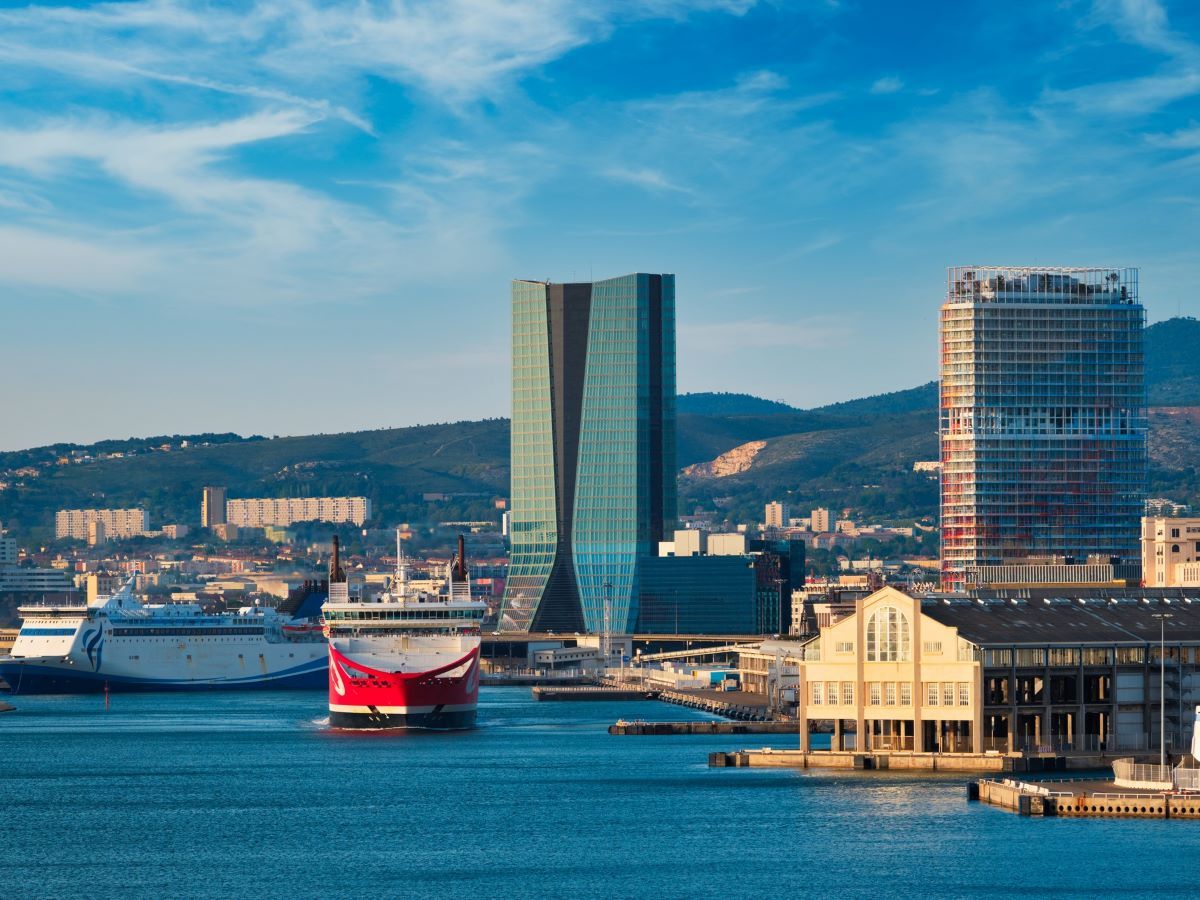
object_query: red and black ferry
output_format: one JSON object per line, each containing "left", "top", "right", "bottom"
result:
{"left": 324, "top": 535, "right": 486, "bottom": 730}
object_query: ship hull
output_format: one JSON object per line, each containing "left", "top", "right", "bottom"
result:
{"left": 328, "top": 643, "right": 480, "bottom": 731}
{"left": 328, "top": 706, "right": 477, "bottom": 730}
{"left": 0, "top": 657, "right": 327, "bottom": 694}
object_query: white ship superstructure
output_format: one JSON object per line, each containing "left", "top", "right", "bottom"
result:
{"left": 0, "top": 578, "right": 327, "bottom": 693}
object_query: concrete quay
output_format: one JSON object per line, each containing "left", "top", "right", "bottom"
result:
{"left": 655, "top": 688, "right": 771, "bottom": 722}
{"left": 708, "top": 749, "right": 1079, "bottom": 773}
{"left": 973, "top": 777, "right": 1200, "bottom": 818}
{"left": 532, "top": 686, "right": 659, "bottom": 701}
{"left": 611, "top": 720, "right": 798, "bottom": 735}
{"left": 483, "top": 673, "right": 595, "bottom": 687}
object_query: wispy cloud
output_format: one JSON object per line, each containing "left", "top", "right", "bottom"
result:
{"left": 869, "top": 75, "right": 904, "bottom": 95}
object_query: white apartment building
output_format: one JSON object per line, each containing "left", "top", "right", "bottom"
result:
{"left": 764, "top": 501, "right": 789, "bottom": 529}
{"left": 225, "top": 497, "right": 371, "bottom": 528}
{"left": 1142, "top": 516, "right": 1200, "bottom": 587}
{"left": 55, "top": 508, "right": 148, "bottom": 541}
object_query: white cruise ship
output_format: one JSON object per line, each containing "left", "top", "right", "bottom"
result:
{"left": 0, "top": 578, "right": 327, "bottom": 693}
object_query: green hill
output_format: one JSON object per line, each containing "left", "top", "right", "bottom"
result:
{"left": 676, "top": 392, "right": 798, "bottom": 415}
{"left": 7, "top": 317, "right": 1200, "bottom": 540}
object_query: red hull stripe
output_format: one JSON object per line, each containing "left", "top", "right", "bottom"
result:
{"left": 328, "top": 644, "right": 480, "bottom": 712}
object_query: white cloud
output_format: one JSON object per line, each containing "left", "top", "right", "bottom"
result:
{"left": 869, "top": 75, "right": 904, "bottom": 95}
{"left": 0, "top": 0, "right": 764, "bottom": 108}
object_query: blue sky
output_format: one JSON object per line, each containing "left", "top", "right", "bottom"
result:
{"left": 2, "top": 0, "right": 1200, "bottom": 450}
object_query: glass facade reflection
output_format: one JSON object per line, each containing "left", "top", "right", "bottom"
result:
{"left": 636, "top": 556, "right": 755, "bottom": 634}
{"left": 500, "top": 274, "right": 676, "bottom": 633}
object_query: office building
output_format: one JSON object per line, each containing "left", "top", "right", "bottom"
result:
{"left": 202, "top": 486, "right": 227, "bottom": 528}
{"left": 0, "top": 566, "right": 72, "bottom": 594}
{"left": 0, "top": 524, "right": 16, "bottom": 566}
{"left": 707, "top": 533, "right": 747, "bottom": 556}
{"left": 811, "top": 508, "right": 831, "bottom": 533}
{"left": 55, "top": 508, "right": 148, "bottom": 541}
{"left": 636, "top": 555, "right": 756, "bottom": 634}
{"left": 940, "top": 267, "right": 1146, "bottom": 589}
{"left": 765, "top": 501, "right": 789, "bottom": 529}
{"left": 501, "top": 273, "right": 676, "bottom": 633}
{"left": 750, "top": 538, "right": 805, "bottom": 635}
{"left": 224, "top": 497, "right": 370, "bottom": 528}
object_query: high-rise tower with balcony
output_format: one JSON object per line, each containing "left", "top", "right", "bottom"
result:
{"left": 500, "top": 273, "right": 676, "bottom": 633}
{"left": 940, "top": 267, "right": 1146, "bottom": 589}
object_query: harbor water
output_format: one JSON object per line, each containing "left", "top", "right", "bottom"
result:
{"left": 1, "top": 687, "right": 1195, "bottom": 899}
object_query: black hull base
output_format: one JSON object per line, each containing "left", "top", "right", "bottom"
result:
{"left": 329, "top": 708, "right": 477, "bottom": 730}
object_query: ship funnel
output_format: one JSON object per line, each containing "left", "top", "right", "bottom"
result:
{"left": 329, "top": 535, "right": 346, "bottom": 584}
{"left": 453, "top": 534, "right": 468, "bottom": 583}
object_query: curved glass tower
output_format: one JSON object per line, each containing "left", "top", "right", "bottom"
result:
{"left": 939, "top": 267, "right": 1146, "bottom": 589}
{"left": 500, "top": 274, "right": 676, "bottom": 633}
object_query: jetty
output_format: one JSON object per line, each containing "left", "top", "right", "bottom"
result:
{"left": 532, "top": 686, "right": 659, "bottom": 701}
{"left": 612, "top": 720, "right": 797, "bottom": 735}
{"left": 973, "top": 758, "right": 1200, "bottom": 818}
{"left": 709, "top": 748, "right": 1076, "bottom": 773}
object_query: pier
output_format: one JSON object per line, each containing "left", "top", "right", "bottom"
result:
{"left": 973, "top": 777, "right": 1200, "bottom": 818}
{"left": 532, "top": 686, "right": 659, "bottom": 701}
{"left": 973, "top": 758, "right": 1200, "bottom": 817}
{"left": 708, "top": 749, "right": 1032, "bottom": 772}
{"left": 611, "top": 720, "right": 798, "bottom": 735}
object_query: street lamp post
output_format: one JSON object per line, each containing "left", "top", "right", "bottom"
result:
{"left": 1152, "top": 612, "right": 1174, "bottom": 768}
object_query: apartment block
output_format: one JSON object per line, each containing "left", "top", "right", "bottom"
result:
{"left": 55, "top": 508, "right": 148, "bottom": 541}
{"left": 224, "top": 497, "right": 371, "bottom": 528}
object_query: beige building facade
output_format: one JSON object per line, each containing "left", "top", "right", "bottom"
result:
{"left": 55, "top": 508, "right": 148, "bottom": 541}
{"left": 1142, "top": 516, "right": 1200, "bottom": 587}
{"left": 764, "top": 501, "right": 789, "bottom": 529}
{"left": 794, "top": 586, "right": 983, "bottom": 753}
{"left": 225, "top": 497, "right": 371, "bottom": 528}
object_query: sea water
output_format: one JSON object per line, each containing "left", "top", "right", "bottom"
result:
{"left": 0, "top": 688, "right": 1194, "bottom": 899}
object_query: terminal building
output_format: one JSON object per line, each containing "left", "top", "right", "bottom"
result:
{"left": 791, "top": 586, "right": 1200, "bottom": 756}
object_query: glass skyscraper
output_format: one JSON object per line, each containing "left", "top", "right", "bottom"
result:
{"left": 939, "top": 267, "right": 1146, "bottom": 589}
{"left": 501, "top": 273, "right": 676, "bottom": 633}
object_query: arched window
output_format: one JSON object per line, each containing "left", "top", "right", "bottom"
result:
{"left": 866, "top": 606, "right": 911, "bottom": 662}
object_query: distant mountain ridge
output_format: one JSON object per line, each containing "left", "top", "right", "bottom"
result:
{"left": 5, "top": 317, "right": 1200, "bottom": 539}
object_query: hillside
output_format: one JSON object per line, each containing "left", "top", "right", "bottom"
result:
{"left": 675, "top": 392, "right": 798, "bottom": 416}
{"left": 6, "top": 317, "right": 1200, "bottom": 539}
{"left": 1147, "top": 318, "right": 1200, "bottom": 405}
